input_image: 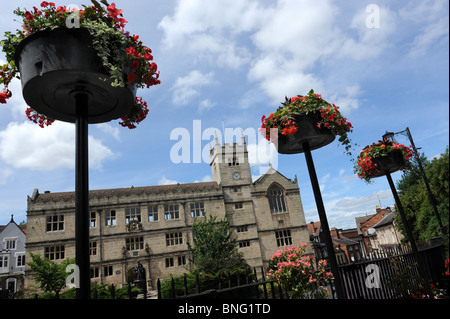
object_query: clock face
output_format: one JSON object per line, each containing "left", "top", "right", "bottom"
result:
{"left": 232, "top": 172, "right": 240, "bottom": 180}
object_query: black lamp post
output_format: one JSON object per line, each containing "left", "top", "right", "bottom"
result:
{"left": 382, "top": 128, "right": 446, "bottom": 235}
{"left": 274, "top": 112, "right": 346, "bottom": 299}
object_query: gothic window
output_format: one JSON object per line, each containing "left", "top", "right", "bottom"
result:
{"left": 267, "top": 184, "right": 287, "bottom": 214}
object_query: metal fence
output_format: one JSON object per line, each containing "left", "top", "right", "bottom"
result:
{"left": 157, "top": 243, "right": 446, "bottom": 300}
{"left": 3, "top": 243, "right": 444, "bottom": 299}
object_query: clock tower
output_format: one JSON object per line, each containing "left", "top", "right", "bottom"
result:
{"left": 210, "top": 131, "right": 252, "bottom": 187}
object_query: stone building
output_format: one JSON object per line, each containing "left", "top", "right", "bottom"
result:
{"left": 24, "top": 137, "right": 311, "bottom": 290}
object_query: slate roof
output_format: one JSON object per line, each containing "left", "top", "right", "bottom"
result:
{"left": 29, "top": 182, "right": 221, "bottom": 203}
{"left": 373, "top": 212, "right": 396, "bottom": 228}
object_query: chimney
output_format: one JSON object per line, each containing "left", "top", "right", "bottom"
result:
{"left": 330, "top": 227, "right": 339, "bottom": 239}
{"left": 376, "top": 205, "right": 381, "bottom": 213}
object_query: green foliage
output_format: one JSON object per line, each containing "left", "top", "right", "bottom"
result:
{"left": 90, "top": 283, "right": 140, "bottom": 299}
{"left": 385, "top": 257, "right": 422, "bottom": 299}
{"left": 33, "top": 284, "right": 140, "bottom": 299}
{"left": 189, "top": 215, "right": 249, "bottom": 274}
{"left": 27, "top": 253, "right": 75, "bottom": 295}
{"left": 395, "top": 146, "right": 449, "bottom": 252}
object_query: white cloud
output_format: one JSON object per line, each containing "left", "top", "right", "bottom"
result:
{"left": 247, "top": 55, "right": 324, "bottom": 104}
{"left": 171, "top": 70, "right": 215, "bottom": 105}
{"left": 332, "top": 189, "right": 393, "bottom": 213}
{"left": 159, "top": 0, "right": 385, "bottom": 107}
{"left": 247, "top": 137, "right": 278, "bottom": 175}
{"left": 158, "top": 0, "right": 261, "bottom": 69}
{"left": 158, "top": 175, "right": 178, "bottom": 185}
{"left": 194, "top": 175, "right": 213, "bottom": 183}
{"left": 327, "top": 85, "right": 362, "bottom": 113}
{"left": 406, "top": 16, "right": 449, "bottom": 57}
{"left": 338, "top": 5, "right": 397, "bottom": 60}
{"left": 0, "top": 167, "right": 13, "bottom": 185}
{"left": 0, "top": 121, "right": 114, "bottom": 171}
{"left": 197, "top": 99, "right": 216, "bottom": 113}
{"left": 96, "top": 123, "right": 121, "bottom": 142}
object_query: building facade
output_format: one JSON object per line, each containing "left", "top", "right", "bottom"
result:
{"left": 25, "top": 138, "right": 311, "bottom": 290}
{"left": 0, "top": 215, "right": 26, "bottom": 296}
{"left": 370, "top": 211, "right": 404, "bottom": 252}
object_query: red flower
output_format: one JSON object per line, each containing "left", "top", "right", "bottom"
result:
{"left": 126, "top": 47, "right": 137, "bottom": 56}
{"left": 0, "top": 88, "right": 12, "bottom": 104}
{"left": 107, "top": 3, "right": 127, "bottom": 28}
{"left": 127, "top": 71, "right": 137, "bottom": 83}
{"left": 25, "top": 11, "right": 34, "bottom": 21}
{"left": 291, "top": 96, "right": 300, "bottom": 102}
{"left": 0, "top": 93, "right": 7, "bottom": 104}
{"left": 149, "top": 62, "right": 158, "bottom": 72}
{"left": 144, "top": 52, "right": 153, "bottom": 61}
{"left": 40, "top": 1, "right": 49, "bottom": 6}
{"left": 130, "top": 60, "right": 140, "bottom": 70}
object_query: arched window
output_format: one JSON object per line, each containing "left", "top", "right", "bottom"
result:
{"left": 267, "top": 184, "right": 287, "bottom": 214}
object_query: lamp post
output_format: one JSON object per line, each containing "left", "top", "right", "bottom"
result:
{"left": 382, "top": 128, "right": 446, "bottom": 235}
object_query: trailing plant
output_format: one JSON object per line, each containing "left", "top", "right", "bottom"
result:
{"left": 260, "top": 89, "right": 354, "bottom": 155}
{"left": 0, "top": 1, "right": 160, "bottom": 129}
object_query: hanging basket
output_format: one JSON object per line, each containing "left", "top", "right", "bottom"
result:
{"left": 275, "top": 112, "right": 335, "bottom": 154}
{"left": 371, "top": 149, "right": 407, "bottom": 178}
{"left": 14, "top": 28, "right": 136, "bottom": 124}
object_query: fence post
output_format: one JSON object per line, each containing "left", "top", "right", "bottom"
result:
{"left": 171, "top": 276, "right": 175, "bottom": 298}
{"left": 253, "top": 268, "right": 260, "bottom": 299}
{"left": 245, "top": 268, "right": 250, "bottom": 285}
{"left": 196, "top": 274, "right": 200, "bottom": 294}
{"left": 261, "top": 266, "right": 268, "bottom": 299}
{"left": 157, "top": 279, "right": 162, "bottom": 299}
{"left": 183, "top": 273, "right": 188, "bottom": 296}
{"left": 110, "top": 284, "right": 115, "bottom": 299}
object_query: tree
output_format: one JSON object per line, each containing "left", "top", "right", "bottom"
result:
{"left": 188, "top": 215, "right": 248, "bottom": 274}
{"left": 395, "top": 146, "right": 449, "bottom": 249}
{"left": 27, "top": 253, "right": 75, "bottom": 297}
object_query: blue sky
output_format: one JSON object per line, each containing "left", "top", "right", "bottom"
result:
{"left": 0, "top": 0, "right": 448, "bottom": 229}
